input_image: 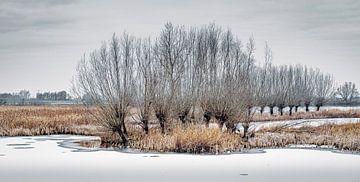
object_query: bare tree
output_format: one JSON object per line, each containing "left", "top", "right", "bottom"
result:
{"left": 152, "top": 22, "right": 189, "bottom": 133}
{"left": 267, "top": 66, "right": 279, "bottom": 115}
{"left": 293, "top": 65, "right": 305, "bottom": 113}
{"left": 199, "top": 23, "right": 222, "bottom": 127}
{"left": 274, "top": 66, "right": 290, "bottom": 116}
{"left": 237, "top": 36, "right": 257, "bottom": 138}
{"left": 19, "top": 90, "right": 30, "bottom": 99}
{"left": 285, "top": 65, "right": 298, "bottom": 116}
{"left": 256, "top": 42, "right": 272, "bottom": 114}
{"left": 74, "top": 33, "right": 136, "bottom": 145}
{"left": 314, "top": 71, "right": 334, "bottom": 111}
{"left": 134, "top": 38, "right": 155, "bottom": 134}
{"left": 336, "top": 82, "right": 359, "bottom": 105}
{"left": 301, "top": 66, "right": 316, "bottom": 112}
{"left": 194, "top": 25, "right": 253, "bottom": 135}
{"left": 73, "top": 22, "right": 343, "bottom": 147}
{"left": 243, "top": 36, "right": 257, "bottom": 113}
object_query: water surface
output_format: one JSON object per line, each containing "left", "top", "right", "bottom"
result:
{"left": 0, "top": 135, "right": 359, "bottom": 182}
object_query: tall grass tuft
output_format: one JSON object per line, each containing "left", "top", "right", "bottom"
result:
{"left": 100, "top": 124, "right": 244, "bottom": 154}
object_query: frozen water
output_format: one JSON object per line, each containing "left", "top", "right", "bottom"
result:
{"left": 1, "top": 135, "right": 360, "bottom": 182}
{"left": 252, "top": 106, "right": 360, "bottom": 114}
{"left": 236, "top": 118, "right": 360, "bottom": 133}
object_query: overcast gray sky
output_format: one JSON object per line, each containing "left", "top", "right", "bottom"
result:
{"left": 0, "top": 0, "right": 359, "bottom": 95}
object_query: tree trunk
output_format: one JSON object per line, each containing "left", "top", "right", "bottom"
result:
{"left": 289, "top": 106, "right": 294, "bottom": 116}
{"left": 122, "top": 121, "right": 128, "bottom": 135}
{"left": 116, "top": 127, "right": 128, "bottom": 147}
{"left": 204, "top": 111, "right": 212, "bottom": 128}
{"left": 205, "top": 120, "right": 210, "bottom": 128}
{"left": 316, "top": 105, "right": 321, "bottom": 111}
{"left": 226, "top": 122, "right": 236, "bottom": 133}
{"left": 242, "top": 123, "right": 250, "bottom": 141}
{"left": 190, "top": 109, "right": 195, "bottom": 122}
{"left": 156, "top": 113, "right": 166, "bottom": 134}
{"left": 160, "top": 121, "right": 165, "bottom": 134}
{"left": 120, "top": 134, "right": 128, "bottom": 146}
{"left": 305, "top": 104, "right": 310, "bottom": 112}
{"left": 215, "top": 113, "right": 228, "bottom": 130}
{"left": 114, "top": 110, "right": 128, "bottom": 145}
{"left": 218, "top": 119, "right": 226, "bottom": 129}
{"left": 295, "top": 106, "right": 299, "bottom": 112}
{"left": 279, "top": 107, "right": 284, "bottom": 116}
{"left": 270, "top": 107, "right": 274, "bottom": 115}
{"left": 179, "top": 115, "right": 186, "bottom": 124}
{"left": 260, "top": 106, "right": 264, "bottom": 114}
{"left": 143, "top": 120, "right": 149, "bottom": 134}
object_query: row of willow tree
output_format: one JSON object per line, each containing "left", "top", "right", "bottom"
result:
{"left": 74, "top": 23, "right": 335, "bottom": 145}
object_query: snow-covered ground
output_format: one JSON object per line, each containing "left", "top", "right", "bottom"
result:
{"left": 1, "top": 135, "right": 360, "bottom": 182}
{"left": 242, "top": 118, "right": 360, "bottom": 132}
{"left": 253, "top": 106, "right": 360, "bottom": 113}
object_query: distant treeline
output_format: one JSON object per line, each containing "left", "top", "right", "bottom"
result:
{"left": 36, "top": 91, "right": 69, "bottom": 101}
{"left": 0, "top": 85, "right": 359, "bottom": 107}
{"left": 0, "top": 90, "right": 76, "bottom": 106}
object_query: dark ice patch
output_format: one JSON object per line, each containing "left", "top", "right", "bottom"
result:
{"left": 143, "top": 155, "right": 160, "bottom": 158}
{"left": 22, "top": 137, "right": 34, "bottom": 140}
{"left": 7, "top": 143, "right": 31, "bottom": 146}
{"left": 13, "top": 146, "right": 34, "bottom": 150}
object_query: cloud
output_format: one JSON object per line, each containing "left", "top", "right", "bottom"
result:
{"left": 0, "top": 0, "right": 359, "bottom": 93}
{"left": 0, "top": 0, "right": 77, "bottom": 33}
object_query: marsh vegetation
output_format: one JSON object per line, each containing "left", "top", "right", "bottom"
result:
{"left": 1, "top": 106, "right": 360, "bottom": 153}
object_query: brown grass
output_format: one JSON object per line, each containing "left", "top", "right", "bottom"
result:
{"left": 132, "top": 125, "right": 244, "bottom": 154}
{"left": 98, "top": 125, "right": 244, "bottom": 154}
{"left": 251, "top": 123, "right": 360, "bottom": 151}
{"left": 0, "top": 106, "right": 243, "bottom": 154}
{"left": 1, "top": 106, "right": 360, "bottom": 154}
{"left": 0, "top": 106, "right": 101, "bottom": 136}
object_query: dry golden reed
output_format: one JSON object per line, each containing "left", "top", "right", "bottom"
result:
{"left": 251, "top": 123, "right": 360, "bottom": 151}
{"left": 0, "top": 106, "right": 100, "bottom": 136}
{"left": 1, "top": 106, "right": 360, "bottom": 153}
{"left": 126, "top": 124, "right": 244, "bottom": 154}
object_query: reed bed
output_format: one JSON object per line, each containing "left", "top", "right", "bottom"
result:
{"left": 98, "top": 124, "right": 243, "bottom": 154}
{"left": 0, "top": 106, "right": 100, "bottom": 136}
{"left": 1, "top": 106, "right": 360, "bottom": 153}
{"left": 135, "top": 125, "right": 242, "bottom": 153}
{"left": 251, "top": 123, "right": 360, "bottom": 151}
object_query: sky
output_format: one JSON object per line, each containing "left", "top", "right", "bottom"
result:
{"left": 0, "top": 0, "right": 359, "bottom": 95}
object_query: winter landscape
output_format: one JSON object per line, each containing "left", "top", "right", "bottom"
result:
{"left": 1, "top": 0, "right": 360, "bottom": 182}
